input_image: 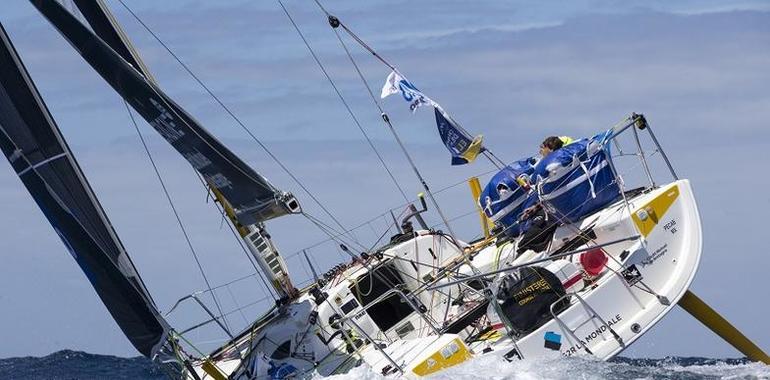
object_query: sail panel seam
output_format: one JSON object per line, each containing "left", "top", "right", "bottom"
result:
{"left": 16, "top": 151, "right": 67, "bottom": 176}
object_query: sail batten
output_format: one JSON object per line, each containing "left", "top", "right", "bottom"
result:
{"left": 31, "top": 0, "right": 300, "bottom": 226}
{"left": 0, "top": 21, "right": 168, "bottom": 358}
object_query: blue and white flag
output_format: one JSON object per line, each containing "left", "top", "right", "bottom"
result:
{"left": 434, "top": 107, "right": 484, "bottom": 165}
{"left": 381, "top": 71, "right": 435, "bottom": 112}
{"left": 381, "top": 70, "right": 484, "bottom": 165}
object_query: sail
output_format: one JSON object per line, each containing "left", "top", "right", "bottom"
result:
{"left": 31, "top": 0, "right": 301, "bottom": 226}
{"left": 0, "top": 22, "right": 168, "bottom": 357}
{"left": 70, "top": 0, "right": 156, "bottom": 82}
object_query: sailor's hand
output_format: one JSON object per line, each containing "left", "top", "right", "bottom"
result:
{"left": 521, "top": 205, "right": 538, "bottom": 220}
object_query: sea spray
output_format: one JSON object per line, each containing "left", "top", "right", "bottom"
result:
{"left": 1, "top": 350, "right": 769, "bottom": 380}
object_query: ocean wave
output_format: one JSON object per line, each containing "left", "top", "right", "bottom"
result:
{"left": 1, "top": 350, "right": 768, "bottom": 379}
{"left": 318, "top": 354, "right": 770, "bottom": 380}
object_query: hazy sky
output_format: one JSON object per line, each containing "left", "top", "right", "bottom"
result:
{"left": 1, "top": 0, "right": 768, "bottom": 359}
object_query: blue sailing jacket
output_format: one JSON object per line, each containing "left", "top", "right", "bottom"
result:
{"left": 532, "top": 129, "right": 620, "bottom": 223}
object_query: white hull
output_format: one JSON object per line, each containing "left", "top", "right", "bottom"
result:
{"left": 188, "top": 179, "right": 703, "bottom": 378}
{"left": 469, "top": 180, "right": 702, "bottom": 361}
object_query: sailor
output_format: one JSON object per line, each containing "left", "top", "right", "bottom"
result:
{"left": 539, "top": 135, "right": 574, "bottom": 157}
{"left": 516, "top": 203, "right": 557, "bottom": 255}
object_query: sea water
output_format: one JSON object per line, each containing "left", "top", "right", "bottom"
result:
{"left": 1, "top": 350, "right": 768, "bottom": 379}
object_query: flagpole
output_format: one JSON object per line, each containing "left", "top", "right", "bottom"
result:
{"left": 325, "top": 9, "right": 509, "bottom": 173}
{"left": 380, "top": 113, "right": 459, "bottom": 240}
{"left": 482, "top": 150, "right": 506, "bottom": 168}
{"left": 318, "top": 8, "right": 501, "bottom": 243}
{"left": 310, "top": 11, "right": 461, "bottom": 242}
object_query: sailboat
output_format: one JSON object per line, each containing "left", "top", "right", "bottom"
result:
{"left": 1, "top": 1, "right": 767, "bottom": 379}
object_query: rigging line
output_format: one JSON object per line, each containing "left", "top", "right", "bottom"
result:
{"left": 207, "top": 272, "right": 258, "bottom": 293}
{"left": 429, "top": 208, "right": 481, "bottom": 230}
{"left": 384, "top": 166, "right": 501, "bottom": 215}
{"left": 302, "top": 212, "right": 369, "bottom": 252}
{"left": 315, "top": 0, "right": 507, "bottom": 169}
{"left": 365, "top": 217, "right": 381, "bottom": 238}
{"left": 302, "top": 211, "right": 362, "bottom": 250}
{"left": 288, "top": 162, "right": 497, "bottom": 263}
{"left": 304, "top": 211, "right": 434, "bottom": 308}
{"left": 364, "top": 207, "right": 412, "bottom": 253}
{"left": 179, "top": 293, "right": 274, "bottom": 336}
{"left": 208, "top": 215, "right": 277, "bottom": 301}
{"left": 312, "top": 0, "right": 394, "bottom": 71}
{"left": 303, "top": 212, "right": 380, "bottom": 265}
{"left": 196, "top": 179, "right": 277, "bottom": 301}
{"left": 115, "top": 0, "right": 351, "bottom": 240}
{"left": 275, "top": 0, "right": 409, "bottom": 203}
{"left": 366, "top": 218, "right": 395, "bottom": 253}
{"left": 282, "top": 159, "right": 498, "bottom": 261}
{"left": 284, "top": 206, "right": 408, "bottom": 261}
{"left": 302, "top": 214, "right": 358, "bottom": 258}
{"left": 484, "top": 150, "right": 507, "bottom": 168}
{"left": 306, "top": 205, "right": 406, "bottom": 255}
{"left": 307, "top": 6, "right": 458, "bottom": 242}
{"left": 121, "top": 101, "right": 231, "bottom": 333}
{"left": 224, "top": 284, "right": 249, "bottom": 326}
{"left": 332, "top": 28, "right": 498, "bottom": 169}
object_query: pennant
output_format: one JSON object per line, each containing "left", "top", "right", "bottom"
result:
{"left": 381, "top": 71, "right": 435, "bottom": 112}
{"left": 434, "top": 107, "right": 485, "bottom": 165}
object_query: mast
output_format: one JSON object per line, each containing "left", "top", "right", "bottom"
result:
{"left": 34, "top": 0, "right": 300, "bottom": 300}
{"left": 209, "top": 186, "right": 298, "bottom": 300}
{"left": 0, "top": 21, "right": 169, "bottom": 357}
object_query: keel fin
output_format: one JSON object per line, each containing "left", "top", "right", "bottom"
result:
{"left": 678, "top": 290, "right": 769, "bottom": 363}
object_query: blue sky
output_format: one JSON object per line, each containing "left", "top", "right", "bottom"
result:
{"left": 1, "top": 0, "right": 769, "bottom": 359}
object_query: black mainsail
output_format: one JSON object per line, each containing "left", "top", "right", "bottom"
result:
{"left": 0, "top": 22, "right": 168, "bottom": 357}
{"left": 70, "top": 0, "right": 156, "bottom": 82}
{"left": 31, "top": 0, "right": 301, "bottom": 226}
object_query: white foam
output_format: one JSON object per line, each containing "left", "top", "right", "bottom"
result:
{"left": 312, "top": 354, "right": 770, "bottom": 380}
